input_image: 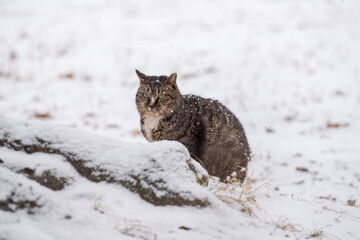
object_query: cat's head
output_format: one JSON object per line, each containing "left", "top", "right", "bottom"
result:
{"left": 135, "top": 69, "right": 182, "bottom": 117}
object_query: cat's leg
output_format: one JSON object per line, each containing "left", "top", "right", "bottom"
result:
{"left": 201, "top": 140, "right": 248, "bottom": 182}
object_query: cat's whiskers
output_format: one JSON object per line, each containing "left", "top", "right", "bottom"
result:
{"left": 159, "top": 109, "right": 169, "bottom": 127}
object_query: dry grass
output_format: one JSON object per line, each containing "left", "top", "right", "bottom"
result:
{"left": 272, "top": 216, "right": 301, "bottom": 233}
{"left": 270, "top": 221, "right": 341, "bottom": 240}
{"left": 238, "top": 169, "right": 270, "bottom": 202}
{"left": 209, "top": 168, "right": 270, "bottom": 218}
{"left": 208, "top": 168, "right": 343, "bottom": 240}
{"left": 210, "top": 169, "right": 270, "bottom": 199}
{"left": 291, "top": 191, "right": 311, "bottom": 202}
{"left": 301, "top": 225, "right": 340, "bottom": 240}
{"left": 116, "top": 219, "right": 156, "bottom": 240}
{"left": 209, "top": 169, "right": 305, "bottom": 238}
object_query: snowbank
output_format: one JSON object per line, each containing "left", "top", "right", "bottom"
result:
{"left": 0, "top": 117, "right": 210, "bottom": 208}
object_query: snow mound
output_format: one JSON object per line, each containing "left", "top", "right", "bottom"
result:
{"left": 0, "top": 117, "right": 210, "bottom": 208}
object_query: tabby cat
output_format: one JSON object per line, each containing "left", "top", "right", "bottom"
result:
{"left": 135, "top": 69, "right": 251, "bottom": 182}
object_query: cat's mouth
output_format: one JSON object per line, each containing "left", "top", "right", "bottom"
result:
{"left": 146, "top": 107, "right": 160, "bottom": 115}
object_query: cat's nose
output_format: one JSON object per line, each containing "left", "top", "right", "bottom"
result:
{"left": 149, "top": 97, "right": 156, "bottom": 108}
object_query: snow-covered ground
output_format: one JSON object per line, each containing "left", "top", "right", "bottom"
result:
{"left": 1, "top": 0, "right": 360, "bottom": 239}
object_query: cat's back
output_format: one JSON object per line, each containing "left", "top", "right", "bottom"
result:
{"left": 183, "top": 94, "right": 249, "bottom": 149}
{"left": 182, "top": 94, "right": 241, "bottom": 129}
{"left": 182, "top": 94, "right": 224, "bottom": 114}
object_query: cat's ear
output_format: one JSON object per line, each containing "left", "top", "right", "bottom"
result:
{"left": 165, "top": 73, "right": 177, "bottom": 88}
{"left": 135, "top": 69, "right": 147, "bottom": 82}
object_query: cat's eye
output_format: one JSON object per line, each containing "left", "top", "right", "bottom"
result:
{"left": 158, "top": 94, "right": 165, "bottom": 99}
{"left": 143, "top": 93, "right": 149, "bottom": 98}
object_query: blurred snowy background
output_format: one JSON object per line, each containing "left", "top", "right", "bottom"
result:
{"left": 1, "top": 0, "right": 360, "bottom": 239}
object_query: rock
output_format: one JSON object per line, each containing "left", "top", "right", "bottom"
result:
{"left": 0, "top": 117, "right": 210, "bottom": 208}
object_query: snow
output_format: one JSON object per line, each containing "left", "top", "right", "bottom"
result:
{"left": 0, "top": 117, "right": 211, "bottom": 202}
{"left": 1, "top": 0, "right": 360, "bottom": 239}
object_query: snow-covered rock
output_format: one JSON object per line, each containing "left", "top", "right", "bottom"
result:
{"left": 0, "top": 117, "right": 210, "bottom": 208}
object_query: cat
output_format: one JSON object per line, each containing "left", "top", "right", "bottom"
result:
{"left": 135, "top": 69, "right": 251, "bottom": 182}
